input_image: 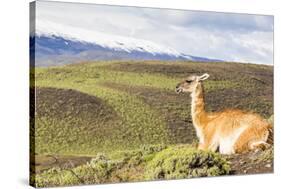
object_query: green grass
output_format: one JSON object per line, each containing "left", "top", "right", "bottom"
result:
{"left": 31, "top": 60, "right": 273, "bottom": 187}
{"left": 33, "top": 61, "right": 273, "bottom": 155}
{"left": 33, "top": 85, "right": 168, "bottom": 155}
{"left": 32, "top": 145, "right": 230, "bottom": 187}
{"left": 34, "top": 65, "right": 215, "bottom": 154}
{"left": 34, "top": 63, "right": 241, "bottom": 91}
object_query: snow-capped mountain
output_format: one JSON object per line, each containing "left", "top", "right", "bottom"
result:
{"left": 31, "top": 20, "right": 221, "bottom": 66}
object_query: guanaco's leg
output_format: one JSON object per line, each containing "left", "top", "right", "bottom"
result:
{"left": 234, "top": 124, "right": 270, "bottom": 153}
{"left": 198, "top": 143, "right": 208, "bottom": 150}
{"left": 198, "top": 139, "right": 218, "bottom": 152}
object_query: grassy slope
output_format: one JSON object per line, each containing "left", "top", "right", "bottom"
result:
{"left": 33, "top": 60, "right": 273, "bottom": 156}
{"left": 32, "top": 60, "right": 273, "bottom": 187}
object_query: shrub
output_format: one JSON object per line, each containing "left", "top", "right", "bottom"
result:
{"left": 34, "top": 153, "right": 123, "bottom": 187}
{"left": 34, "top": 145, "right": 230, "bottom": 187}
{"left": 75, "top": 153, "right": 122, "bottom": 184}
{"left": 119, "top": 144, "right": 167, "bottom": 165}
{"left": 140, "top": 144, "right": 167, "bottom": 155}
{"left": 144, "top": 145, "right": 230, "bottom": 180}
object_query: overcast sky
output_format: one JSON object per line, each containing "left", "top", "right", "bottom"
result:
{"left": 36, "top": 0, "right": 274, "bottom": 64}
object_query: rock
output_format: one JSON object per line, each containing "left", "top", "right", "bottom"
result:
{"left": 240, "top": 161, "right": 246, "bottom": 165}
{"left": 265, "top": 164, "right": 271, "bottom": 168}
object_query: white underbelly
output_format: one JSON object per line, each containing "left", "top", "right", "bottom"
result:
{"left": 218, "top": 126, "right": 248, "bottom": 154}
{"left": 219, "top": 137, "right": 236, "bottom": 154}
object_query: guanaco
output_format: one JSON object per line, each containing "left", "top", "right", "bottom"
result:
{"left": 175, "top": 73, "right": 273, "bottom": 154}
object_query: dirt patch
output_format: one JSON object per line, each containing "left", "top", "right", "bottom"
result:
{"left": 205, "top": 88, "right": 273, "bottom": 117}
{"left": 32, "top": 87, "right": 117, "bottom": 124}
{"left": 227, "top": 147, "right": 273, "bottom": 175}
{"left": 31, "top": 154, "right": 92, "bottom": 174}
{"left": 103, "top": 61, "right": 273, "bottom": 81}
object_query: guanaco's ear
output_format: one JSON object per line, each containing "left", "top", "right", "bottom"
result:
{"left": 198, "top": 73, "right": 210, "bottom": 81}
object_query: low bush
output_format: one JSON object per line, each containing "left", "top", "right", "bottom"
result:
{"left": 33, "top": 145, "right": 167, "bottom": 187}
{"left": 144, "top": 145, "right": 230, "bottom": 180}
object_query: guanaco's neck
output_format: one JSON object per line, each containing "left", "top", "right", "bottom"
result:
{"left": 191, "top": 82, "right": 206, "bottom": 128}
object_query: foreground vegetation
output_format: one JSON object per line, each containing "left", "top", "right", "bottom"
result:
{"left": 31, "top": 60, "right": 273, "bottom": 187}
{"left": 32, "top": 144, "right": 231, "bottom": 187}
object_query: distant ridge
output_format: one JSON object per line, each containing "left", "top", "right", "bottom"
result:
{"left": 31, "top": 20, "right": 222, "bottom": 66}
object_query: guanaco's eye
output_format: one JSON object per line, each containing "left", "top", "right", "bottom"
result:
{"left": 186, "top": 80, "right": 193, "bottom": 83}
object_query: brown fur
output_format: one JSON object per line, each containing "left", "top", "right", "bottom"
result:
{"left": 176, "top": 73, "right": 273, "bottom": 154}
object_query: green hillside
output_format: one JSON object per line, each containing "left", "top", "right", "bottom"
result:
{"left": 31, "top": 61, "right": 273, "bottom": 187}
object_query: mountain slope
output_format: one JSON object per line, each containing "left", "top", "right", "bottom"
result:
{"left": 32, "top": 20, "right": 222, "bottom": 66}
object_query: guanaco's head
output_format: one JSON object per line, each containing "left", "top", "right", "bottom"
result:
{"left": 175, "top": 73, "right": 210, "bottom": 94}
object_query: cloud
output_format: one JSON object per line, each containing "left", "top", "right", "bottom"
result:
{"left": 181, "top": 12, "right": 273, "bottom": 32}
{"left": 36, "top": 1, "right": 274, "bottom": 64}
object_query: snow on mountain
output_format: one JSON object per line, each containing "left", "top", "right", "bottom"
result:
{"left": 31, "top": 20, "right": 222, "bottom": 66}
{"left": 36, "top": 19, "right": 182, "bottom": 57}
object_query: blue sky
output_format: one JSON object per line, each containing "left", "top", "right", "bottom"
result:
{"left": 36, "top": 1, "right": 274, "bottom": 64}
